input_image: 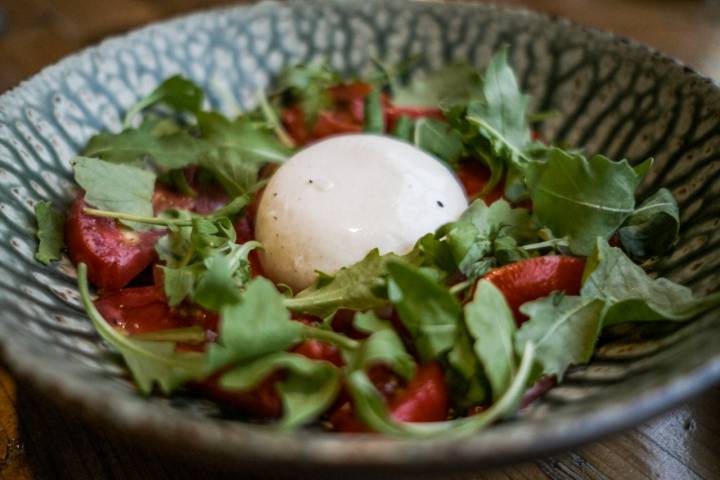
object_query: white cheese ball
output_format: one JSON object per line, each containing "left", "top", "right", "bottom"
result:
{"left": 255, "top": 134, "right": 468, "bottom": 291}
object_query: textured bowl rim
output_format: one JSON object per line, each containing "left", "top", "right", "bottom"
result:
{"left": 1, "top": 0, "right": 719, "bottom": 473}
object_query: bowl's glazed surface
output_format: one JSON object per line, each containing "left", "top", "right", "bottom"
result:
{"left": 0, "top": 0, "right": 718, "bottom": 475}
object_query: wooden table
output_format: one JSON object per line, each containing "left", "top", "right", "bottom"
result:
{"left": 1, "top": 1, "right": 719, "bottom": 478}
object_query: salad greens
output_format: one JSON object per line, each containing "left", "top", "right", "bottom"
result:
{"left": 34, "top": 201, "right": 65, "bottom": 265}
{"left": 35, "top": 48, "right": 720, "bottom": 438}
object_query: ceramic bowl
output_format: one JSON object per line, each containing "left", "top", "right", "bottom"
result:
{"left": 0, "top": 0, "right": 718, "bottom": 476}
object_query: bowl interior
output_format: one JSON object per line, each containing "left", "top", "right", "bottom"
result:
{"left": 0, "top": 0, "right": 718, "bottom": 472}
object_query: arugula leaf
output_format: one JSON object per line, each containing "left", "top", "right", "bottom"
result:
{"left": 274, "top": 62, "right": 340, "bottom": 125}
{"left": 527, "top": 148, "right": 642, "bottom": 255}
{"left": 83, "top": 122, "right": 209, "bottom": 170}
{"left": 77, "top": 263, "right": 206, "bottom": 394}
{"left": 515, "top": 293, "right": 604, "bottom": 380}
{"left": 284, "top": 249, "right": 398, "bottom": 318}
{"left": 363, "top": 89, "right": 384, "bottom": 133}
{"left": 465, "top": 47, "right": 533, "bottom": 168}
{"left": 618, "top": 188, "right": 679, "bottom": 258}
{"left": 350, "top": 326, "right": 416, "bottom": 381}
{"left": 345, "top": 342, "right": 535, "bottom": 437}
{"left": 387, "top": 261, "right": 462, "bottom": 362}
{"left": 220, "top": 352, "right": 340, "bottom": 428}
{"left": 197, "top": 112, "right": 291, "bottom": 197}
{"left": 393, "top": 63, "right": 483, "bottom": 108}
{"left": 445, "top": 329, "right": 489, "bottom": 408}
{"left": 413, "top": 118, "right": 464, "bottom": 165}
{"left": 582, "top": 239, "right": 720, "bottom": 326}
{"left": 353, "top": 310, "right": 392, "bottom": 334}
{"left": 392, "top": 116, "right": 413, "bottom": 141}
{"left": 198, "top": 112, "right": 291, "bottom": 164}
{"left": 124, "top": 75, "right": 204, "bottom": 127}
{"left": 34, "top": 201, "right": 65, "bottom": 264}
{"left": 208, "top": 277, "right": 303, "bottom": 370}
{"left": 72, "top": 156, "right": 156, "bottom": 230}
{"left": 465, "top": 280, "right": 517, "bottom": 400}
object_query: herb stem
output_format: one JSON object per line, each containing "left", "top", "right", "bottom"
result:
{"left": 83, "top": 208, "right": 193, "bottom": 227}
{"left": 302, "top": 326, "right": 360, "bottom": 351}
{"left": 449, "top": 280, "right": 473, "bottom": 295}
{"left": 521, "top": 238, "right": 568, "bottom": 251}
{"left": 256, "top": 88, "right": 296, "bottom": 149}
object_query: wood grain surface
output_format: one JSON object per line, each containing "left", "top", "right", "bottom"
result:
{"left": 1, "top": 1, "right": 719, "bottom": 479}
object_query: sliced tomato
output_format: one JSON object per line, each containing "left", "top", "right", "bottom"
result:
{"left": 483, "top": 256, "right": 586, "bottom": 324}
{"left": 310, "top": 111, "right": 363, "bottom": 140}
{"left": 282, "top": 106, "right": 309, "bottom": 146}
{"left": 292, "top": 340, "right": 343, "bottom": 367}
{"left": 385, "top": 105, "right": 443, "bottom": 132}
{"left": 152, "top": 185, "right": 195, "bottom": 214}
{"left": 66, "top": 195, "right": 163, "bottom": 291}
{"left": 94, "top": 285, "right": 219, "bottom": 335}
{"left": 329, "top": 82, "right": 373, "bottom": 103}
{"left": 330, "top": 363, "right": 449, "bottom": 432}
{"left": 198, "top": 372, "right": 284, "bottom": 419}
{"left": 389, "top": 363, "right": 448, "bottom": 423}
{"left": 457, "top": 161, "right": 504, "bottom": 203}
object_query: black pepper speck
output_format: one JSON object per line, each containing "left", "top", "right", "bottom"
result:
{"left": 437, "top": 200, "right": 444, "bottom": 207}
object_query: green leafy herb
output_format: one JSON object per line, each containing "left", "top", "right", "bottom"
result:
{"left": 83, "top": 122, "right": 209, "bottom": 170}
{"left": 465, "top": 47, "right": 534, "bottom": 169}
{"left": 197, "top": 112, "right": 291, "bottom": 197}
{"left": 581, "top": 239, "right": 720, "bottom": 326}
{"left": 349, "top": 325, "right": 416, "bottom": 381}
{"left": 460, "top": 199, "right": 537, "bottom": 243}
{"left": 393, "top": 63, "right": 483, "bottom": 108}
{"left": 198, "top": 112, "right": 291, "bottom": 164}
{"left": 527, "top": 148, "right": 643, "bottom": 255}
{"left": 72, "top": 156, "right": 156, "bottom": 230}
{"left": 465, "top": 280, "right": 517, "bottom": 400}
{"left": 445, "top": 329, "right": 489, "bottom": 408}
{"left": 363, "top": 89, "right": 384, "bottom": 133}
{"left": 77, "top": 263, "right": 206, "bottom": 394}
{"left": 284, "top": 249, "right": 399, "bottom": 318}
{"left": 392, "top": 115, "right": 413, "bottom": 141}
{"left": 208, "top": 277, "right": 304, "bottom": 370}
{"left": 34, "top": 201, "right": 65, "bottom": 264}
{"left": 220, "top": 352, "right": 340, "bottom": 428}
{"left": 387, "top": 261, "right": 461, "bottom": 361}
{"left": 618, "top": 188, "right": 679, "bottom": 258}
{"left": 124, "top": 75, "right": 204, "bottom": 127}
{"left": 515, "top": 293, "right": 604, "bottom": 380}
{"left": 192, "top": 241, "right": 261, "bottom": 311}
{"left": 345, "top": 342, "right": 535, "bottom": 437}
{"left": 274, "top": 62, "right": 340, "bottom": 125}
{"left": 413, "top": 118, "right": 464, "bottom": 165}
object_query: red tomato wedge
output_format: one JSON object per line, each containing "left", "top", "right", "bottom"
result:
{"left": 94, "top": 285, "right": 219, "bottom": 335}
{"left": 483, "top": 256, "right": 586, "bottom": 324}
{"left": 457, "top": 161, "right": 504, "bottom": 203}
{"left": 199, "top": 373, "right": 284, "bottom": 419}
{"left": 389, "top": 362, "right": 448, "bottom": 423}
{"left": 330, "top": 363, "right": 449, "bottom": 432}
{"left": 66, "top": 195, "right": 163, "bottom": 291}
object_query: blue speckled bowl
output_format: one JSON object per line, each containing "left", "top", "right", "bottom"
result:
{"left": 0, "top": 0, "right": 718, "bottom": 475}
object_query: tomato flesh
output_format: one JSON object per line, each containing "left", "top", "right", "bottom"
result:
{"left": 66, "top": 195, "right": 163, "bottom": 291}
{"left": 330, "top": 362, "right": 449, "bottom": 432}
{"left": 94, "top": 285, "right": 219, "bottom": 336}
{"left": 457, "top": 161, "right": 504, "bottom": 203}
{"left": 483, "top": 256, "right": 586, "bottom": 324}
